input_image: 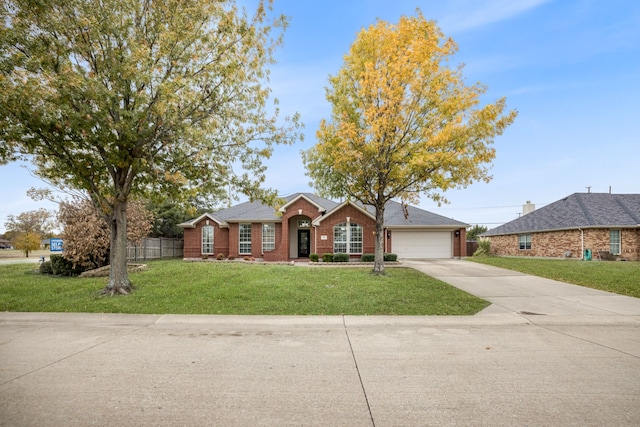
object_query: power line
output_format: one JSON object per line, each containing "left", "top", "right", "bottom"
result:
{"left": 432, "top": 202, "right": 551, "bottom": 210}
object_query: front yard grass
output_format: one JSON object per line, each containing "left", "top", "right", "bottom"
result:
{"left": 0, "top": 260, "right": 489, "bottom": 315}
{"left": 470, "top": 257, "right": 640, "bottom": 298}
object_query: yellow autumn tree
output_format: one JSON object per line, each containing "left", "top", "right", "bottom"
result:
{"left": 13, "top": 232, "right": 42, "bottom": 258}
{"left": 303, "top": 12, "right": 517, "bottom": 273}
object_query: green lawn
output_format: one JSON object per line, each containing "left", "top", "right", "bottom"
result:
{"left": 0, "top": 260, "right": 489, "bottom": 315}
{"left": 470, "top": 257, "right": 640, "bottom": 298}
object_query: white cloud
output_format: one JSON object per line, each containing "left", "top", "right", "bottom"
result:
{"left": 440, "top": 0, "right": 553, "bottom": 33}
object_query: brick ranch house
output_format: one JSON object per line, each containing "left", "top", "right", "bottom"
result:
{"left": 482, "top": 193, "right": 640, "bottom": 261}
{"left": 179, "top": 193, "right": 468, "bottom": 261}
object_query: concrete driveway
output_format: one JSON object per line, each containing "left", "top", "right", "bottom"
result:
{"left": 403, "top": 259, "right": 640, "bottom": 317}
{"left": 1, "top": 260, "right": 639, "bottom": 426}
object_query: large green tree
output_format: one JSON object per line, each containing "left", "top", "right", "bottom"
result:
{"left": 303, "top": 12, "right": 517, "bottom": 273}
{"left": 0, "top": 0, "right": 301, "bottom": 293}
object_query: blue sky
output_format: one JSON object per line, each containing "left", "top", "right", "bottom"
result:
{"left": 1, "top": 0, "right": 639, "bottom": 233}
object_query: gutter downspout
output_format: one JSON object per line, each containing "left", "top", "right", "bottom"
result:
{"left": 579, "top": 228, "right": 584, "bottom": 259}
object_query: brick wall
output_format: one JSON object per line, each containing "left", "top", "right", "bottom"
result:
{"left": 183, "top": 220, "right": 229, "bottom": 259}
{"left": 621, "top": 228, "right": 640, "bottom": 260}
{"left": 227, "top": 223, "right": 239, "bottom": 258}
{"left": 314, "top": 204, "right": 376, "bottom": 257}
{"left": 488, "top": 228, "right": 640, "bottom": 260}
{"left": 183, "top": 226, "right": 200, "bottom": 258}
{"left": 262, "top": 223, "right": 284, "bottom": 261}
{"left": 453, "top": 228, "right": 466, "bottom": 257}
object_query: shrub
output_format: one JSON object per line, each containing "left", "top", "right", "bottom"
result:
{"left": 216, "top": 253, "right": 226, "bottom": 260}
{"left": 333, "top": 253, "right": 349, "bottom": 263}
{"left": 49, "top": 254, "right": 83, "bottom": 276}
{"left": 309, "top": 253, "right": 319, "bottom": 262}
{"left": 473, "top": 238, "right": 491, "bottom": 257}
{"left": 39, "top": 260, "right": 53, "bottom": 275}
{"left": 384, "top": 253, "right": 398, "bottom": 262}
{"left": 361, "top": 254, "right": 375, "bottom": 262}
{"left": 322, "top": 253, "right": 333, "bottom": 263}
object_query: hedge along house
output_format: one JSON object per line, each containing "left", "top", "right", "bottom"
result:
{"left": 179, "top": 193, "right": 468, "bottom": 261}
{"left": 482, "top": 193, "right": 640, "bottom": 261}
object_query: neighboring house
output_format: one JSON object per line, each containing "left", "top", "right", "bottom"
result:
{"left": 178, "top": 193, "right": 468, "bottom": 261}
{"left": 0, "top": 238, "right": 12, "bottom": 249}
{"left": 482, "top": 193, "right": 640, "bottom": 260}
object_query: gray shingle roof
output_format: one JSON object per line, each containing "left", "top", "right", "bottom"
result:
{"left": 381, "top": 201, "right": 468, "bottom": 227}
{"left": 483, "top": 193, "right": 640, "bottom": 236}
{"left": 211, "top": 193, "right": 339, "bottom": 222}
{"left": 184, "top": 193, "right": 466, "bottom": 228}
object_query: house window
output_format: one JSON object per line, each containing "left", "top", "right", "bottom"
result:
{"left": 333, "top": 222, "right": 363, "bottom": 254}
{"left": 298, "top": 219, "right": 310, "bottom": 228}
{"left": 262, "top": 223, "right": 275, "bottom": 252}
{"left": 239, "top": 223, "right": 252, "bottom": 255}
{"left": 610, "top": 230, "right": 621, "bottom": 255}
{"left": 518, "top": 234, "right": 531, "bottom": 250}
{"left": 350, "top": 223, "right": 363, "bottom": 254}
{"left": 202, "top": 225, "right": 214, "bottom": 255}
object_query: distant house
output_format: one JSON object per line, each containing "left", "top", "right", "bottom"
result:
{"left": 178, "top": 193, "right": 468, "bottom": 261}
{"left": 482, "top": 193, "right": 640, "bottom": 260}
{"left": 0, "top": 238, "right": 12, "bottom": 249}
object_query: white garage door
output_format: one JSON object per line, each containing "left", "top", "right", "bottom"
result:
{"left": 392, "top": 231, "right": 452, "bottom": 259}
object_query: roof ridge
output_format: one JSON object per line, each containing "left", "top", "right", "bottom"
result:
{"left": 574, "top": 193, "right": 596, "bottom": 226}
{"left": 614, "top": 195, "right": 640, "bottom": 224}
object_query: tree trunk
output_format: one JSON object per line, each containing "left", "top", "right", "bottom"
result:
{"left": 372, "top": 204, "right": 385, "bottom": 274}
{"left": 103, "top": 200, "right": 131, "bottom": 295}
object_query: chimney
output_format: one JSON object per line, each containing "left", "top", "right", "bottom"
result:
{"left": 523, "top": 200, "right": 535, "bottom": 215}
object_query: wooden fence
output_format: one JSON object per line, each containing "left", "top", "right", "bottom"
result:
{"left": 466, "top": 240, "right": 478, "bottom": 256}
{"left": 126, "top": 238, "right": 184, "bottom": 261}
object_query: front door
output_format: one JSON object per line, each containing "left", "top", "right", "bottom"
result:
{"left": 298, "top": 230, "right": 310, "bottom": 258}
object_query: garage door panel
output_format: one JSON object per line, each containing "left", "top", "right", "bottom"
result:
{"left": 393, "top": 231, "right": 452, "bottom": 259}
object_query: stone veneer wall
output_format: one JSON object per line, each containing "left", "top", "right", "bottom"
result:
{"left": 488, "top": 228, "right": 640, "bottom": 261}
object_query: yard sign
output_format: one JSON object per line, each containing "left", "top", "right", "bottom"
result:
{"left": 50, "top": 238, "right": 63, "bottom": 252}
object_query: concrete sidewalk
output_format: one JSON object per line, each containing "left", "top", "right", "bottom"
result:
{"left": 1, "top": 260, "right": 639, "bottom": 426}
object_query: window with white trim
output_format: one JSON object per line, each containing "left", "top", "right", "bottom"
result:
{"left": 239, "top": 224, "right": 252, "bottom": 254}
{"left": 350, "top": 223, "right": 363, "bottom": 254}
{"left": 610, "top": 230, "right": 621, "bottom": 255}
{"left": 518, "top": 234, "right": 531, "bottom": 250}
{"left": 202, "top": 225, "right": 214, "bottom": 255}
{"left": 262, "top": 223, "right": 275, "bottom": 252}
{"left": 333, "top": 222, "right": 363, "bottom": 254}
